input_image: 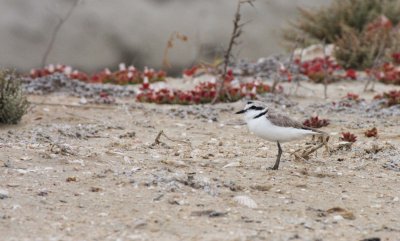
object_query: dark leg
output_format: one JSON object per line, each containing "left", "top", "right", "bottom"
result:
{"left": 271, "top": 141, "right": 282, "bottom": 170}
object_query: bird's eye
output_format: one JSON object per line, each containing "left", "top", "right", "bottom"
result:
{"left": 247, "top": 101, "right": 253, "bottom": 105}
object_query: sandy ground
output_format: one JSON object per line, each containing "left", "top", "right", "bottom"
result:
{"left": 1, "top": 81, "right": 400, "bottom": 241}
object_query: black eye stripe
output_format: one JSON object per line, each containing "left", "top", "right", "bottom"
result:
{"left": 248, "top": 106, "right": 264, "bottom": 111}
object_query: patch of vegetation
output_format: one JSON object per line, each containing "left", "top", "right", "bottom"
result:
{"left": 303, "top": 116, "right": 330, "bottom": 128}
{"left": 364, "top": 127, "right": 378, "bottom": 138}
{"left": 284, "top": 0, "right": 400, "bottom": 46}
{"left": 344, "top": 92, "right": 360, "bottom": 101}
{"left": 284, "top": 0, "right": 400, "bottom": 69}
{"left": 30, "top": 64, "right": 166, "bottom": 85}
{"left": 335, "top": 20, "right": 400, "bottom": 70}
{"left": 0, "top": 70, "right": 29, "bottom": 124}
{"left": 340, "top": 132, "right": 357, "bottom": 143}
{"left": 374, "top": 90, "right": 400, "bottom": 107}
{"left": 136, "top": 77, "right": 272, "bottom": 105}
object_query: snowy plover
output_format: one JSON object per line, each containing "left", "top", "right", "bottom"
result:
{"left": 236, "top": 101, "right": 326, "bottom": 170}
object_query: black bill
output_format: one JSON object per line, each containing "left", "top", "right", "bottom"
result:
{"left": 235, "top": 109, "right": 246, "bottom": 114}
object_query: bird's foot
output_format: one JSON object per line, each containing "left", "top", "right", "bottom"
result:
{"left": 267, "top": 166, "right": 279, "bottom": 171}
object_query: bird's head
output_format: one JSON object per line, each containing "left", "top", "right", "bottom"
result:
{"left": 235, "top": 101, "right": 269, "bottom": 121}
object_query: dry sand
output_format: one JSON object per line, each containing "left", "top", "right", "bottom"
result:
{"left": 1, "top": 81, "right": 400, "bottom": 241}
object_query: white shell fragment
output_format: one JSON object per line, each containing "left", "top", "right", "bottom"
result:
{"left": 233, "top": 195, "right": 258, "bottom": 209}
{"left": 223, "top": 162, "right": 242, "bottom": 168}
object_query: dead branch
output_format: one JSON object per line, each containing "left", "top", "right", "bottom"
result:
{"left": 364, "top": 39, "right": 386, "bottom": 92}
{"left": 293, "top": 81, "right": 316, "bottom": 96}
{"left": 291, "top": 135, "right": 329, "bottom": 160}
{"left": 162, "top": 32, "right": 188, "bottom": 69}
{"left": 152, "top": 130, "right": 192, "bottom": 149}
{"left": 301, "top": 142, "right": 325, "bottom": 158}
{"left": 288, "top": 37, "right": 305, "bottom": 95}
{"left": 322, "top": 41, "right": 329, "bottom": 99}
{"left": 272, "top": 41, "right": 299, "bottom": 93}
{"left": 285, "top": 37, "right": 316, "bottom": 96}
{"left": 211, "top": 0, "right": 255, "bottom": 104}
{"left": 271, "top": 65, "right": 282, "bottom": 94}
{"left": 153, "top": 130, "right": 164, "bottom": 145}
{"left": 41, "top": 0, "right": 80, "bottom": 67}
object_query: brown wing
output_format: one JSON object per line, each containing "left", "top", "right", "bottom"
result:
{"left": 267, "top": 112, "right": 325, "bottom": 134}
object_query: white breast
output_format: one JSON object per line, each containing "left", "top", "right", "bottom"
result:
{"left": 246, "top": 116, "right": 317, "bottom": 143}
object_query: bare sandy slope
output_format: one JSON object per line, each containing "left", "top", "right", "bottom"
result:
{"left": 1, "top": 81, "right": 400, "bottom": 241}
{"left": 1, "top": 0, "right": 332, "bottom": 72}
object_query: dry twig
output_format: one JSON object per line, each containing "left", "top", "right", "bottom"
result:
{"left": 272, "top": 40, "right": 299, "bottom": 93}
{"left": 153, "top": 130, "right": 164, "bottom": 145}
{"left": 211, "top": 0, "right": 255, "bottom": 104}
{"left": 364, "top": 41, "right": 386, "bottom": 92}
{"left": 162, "top": 32, "right": 188, "bottom": 69}
{"left": 291, "top": 135, "right": 330, "bottom": 161}
{"left": 41, "top": 0, "right": 80, "bottom": 67}
{"left": 152, "top": 130, "right": 192, "bottom": 149}
{"left": 322, "top": 41, "right": 329, "bottom": 99}
{"left": 287, "top": 37, "right": 314, "bottom": 95}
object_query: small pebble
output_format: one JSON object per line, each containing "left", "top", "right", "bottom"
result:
{"left": 333, "top": 215, "right": 344, "bottom": 221}
{"left": 0, "top": 189, "right": 9, "bottom": 199}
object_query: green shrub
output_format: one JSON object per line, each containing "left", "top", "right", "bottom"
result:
{"left": 283, "top": 0, "right": 400, "bottom": 69}
{"left": 0, "top": 70, "right": 29, "bottom": 124}
{"left": 284, "top": 0, "right": 400, "bottom": 46}
{"left": 335, "top": 24, "right": 400, "bottom": 69}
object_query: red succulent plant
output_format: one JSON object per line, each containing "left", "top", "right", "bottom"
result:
{"left": 376, "top": 63, "right": 400, "bottom": 85}
{"left": 136, "top": 79, "right": 273, "bottom": 105}
{"left": 340, "top": 132, "right": 357, "bottom": 143}
{"left": 303, "top": 116, "right": 330, "bottom": 128}
{"left": 344, "top": 92, "right": 360, "bottom": 101}
{"left": 392, "top": 52, "right": 400, "bottom": 64}
{"left": 364, "top": 127, "right": 378, "bottom": 138}
{"left": 345, "top": 69, "right": 357, "bottom": 80}
{"left": 298, "top": 57, "right": 341, "bottom": 82}
{"left": 183, "top": 66, "right": 199, "bottom": 77}
{"left": 28, "top": 63, "right": 167, "bottom": 86}
{"left": 374, "top": 90, "right": 400, "bottom": 107}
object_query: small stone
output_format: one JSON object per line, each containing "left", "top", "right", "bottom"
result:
{"left": 161, "top": 159, "right": 188, "bottom": 167}
{"left": 327, "top": 207, "right": 355, "bottom": 220}
{"left": 333, "top": 215, "right": 344, "bottom": 221}
{"left": 251, "top": 184, "right": 272, "bottom": 192}
{"left": 371, "top": 204, "right": 382, "bottom": 208}
{"left": 66, "top": 176, "right": 78, "bottom": 182}
{"left": 190, "top": 210, "right": 227, "bottom": 218}
{"left": 79, "top": 97, "right": 87, "bottom": 104}
{"left": 38, "top": 190, "right": 49, "bottom": 196}
{"left": 360, "top": 238, "right": 380, "bottom": 241}
{"left": 0, "top": 189, "right": 9, "bottom": 199}
{"left": 90, "top": 187, "right": 102, "bottom": 192}
{"left": 119, "top": 131, "right": 136, "bottom": 139}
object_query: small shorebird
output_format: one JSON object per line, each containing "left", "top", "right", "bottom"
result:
{"left": 236, "top": 101, "right": 326, "bottom": 170}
